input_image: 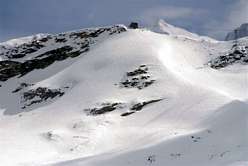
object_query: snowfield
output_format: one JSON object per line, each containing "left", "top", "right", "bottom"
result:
{"left": 0, "top": 21, "right": 247, "bottom": 166}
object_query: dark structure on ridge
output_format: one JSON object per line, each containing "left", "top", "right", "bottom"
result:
{"left": 129, "top": 22, "right": 139, "bottom": 29}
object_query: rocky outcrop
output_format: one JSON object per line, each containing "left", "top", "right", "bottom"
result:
{"left": 208, "top": 44, "right": 248, "bottom": 69}
{"left": 0, "top": 46, "right": 83, "bottom": 80}
{"left": 120, "top": 99, "right": 163, "bottom": 117}
{"left": 0, "top": 61, "right": 22, "bottom": 81}
{"left": 130, "top": 99, "right": 163, "bottom": 111}
{"left": 84, "top": 103, "right": 123, "bottom": 115}
{"left": 21, "top": 87, "right": 64, "bottom": 109}
{"left": 119, "top": 65, "right": 155, "bottom": 89}
{"left": 85, "top": 99, "right": 163, "bottom": 116}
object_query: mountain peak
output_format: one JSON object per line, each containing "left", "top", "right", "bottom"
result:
{"left": 151, "top": 19, "right": 197, "bottom": 37}
{"left": 150, "top": 19, "right": 216, "bottom": 42}
{"left": 225, "top": 23, "right": 248, "bottom": 41}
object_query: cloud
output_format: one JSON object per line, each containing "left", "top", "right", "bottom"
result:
{"left": 203, "top": 0, "right": 248, "bottom": 39}
{"left": 138, "top": 6, "right": 207, "bottom": 25}
{"left": 225, "top": 0, "right": 248, "bottom": 28}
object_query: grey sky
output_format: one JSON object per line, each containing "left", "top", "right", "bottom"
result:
{"left": 0, "top": 0, "right": 248, "bottom": 42}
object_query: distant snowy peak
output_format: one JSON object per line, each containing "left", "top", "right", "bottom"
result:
{"left": 225, "top": 23, "right": 248, "bottom": 41}
{"left": 154, "top": 19, "right": 198, "bottom": 37}
{"left": 151, "top": 19, "right": 216, "bottom": 42}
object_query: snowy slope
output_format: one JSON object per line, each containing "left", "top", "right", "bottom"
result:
{"left": 0, "top": 23, "right": 247, "bottom": 166}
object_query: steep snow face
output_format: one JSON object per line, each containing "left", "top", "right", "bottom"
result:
{"left": 226, "top": 23, "right": 248, "bottom": 41}
{"left": 0, "top": 24, "right": 247, "bottom": 166}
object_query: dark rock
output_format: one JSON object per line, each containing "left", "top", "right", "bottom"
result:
{"left": 120, "top": 111, "right": 135, "bottom": 117}
{"left": 23, "top": 87, "right": 64, "bottom": 101}
{"left": 38, "top": 36, "right": 51, "bottom": 43}
{"left": 126, "top": 67, "right": 148, "bottom": 76}
{"left": 55, "top": 37, "right": 67, "bottom": 43}
{"left": 35, "top": 45, "right": 73, "bottom": 58}
{"left": 19, "top": 47, "right": 82, "bottom": 76}
{"left": 119, "top": 65, "right": 155, "bottom": 89}
{"left": 22, "top": 87, "right": 64, "bottom": 108}
{"left": 0, "top": 46, "right": 84, "bottom": 81}
{"left": 85, "top": 103, "right": 123, "bottom": 115}
{"left": 209, "top": 44, "right": 248, "bottom": 69}
{"left": 142, "top": 80, "right": 155, "bottom": 88}
{"left": 0, "top": 61, "right": 22, "bottom": 81}
{"left": 131, "top": 99, "right": 163, "bottom": 111}
{"left": 85, "top": 99, "right": 163, "bottom": 117}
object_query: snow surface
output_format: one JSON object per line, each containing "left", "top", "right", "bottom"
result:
{"left": 0, "top": 23, "right": 247, "bottom": 166}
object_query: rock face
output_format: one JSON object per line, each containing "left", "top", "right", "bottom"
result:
{"left": 225, "top": 23, "right": 248, "bottom": 41}
{"left": 119, "top": 65, "right": 155, "bottom": 89}
{"left": 0, "top": 46, "right": 83, "bottom": 81}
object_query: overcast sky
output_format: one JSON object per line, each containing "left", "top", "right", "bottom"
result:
{"left": 1, "top": 0, "right": 248, "bottom": 42}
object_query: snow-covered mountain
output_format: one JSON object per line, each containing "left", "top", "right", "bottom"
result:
{"left": 0, "top": 20, "right": 247, "bottom": 166}
{"left": 225, "top": 23, "right": 248, "bottom": 41}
